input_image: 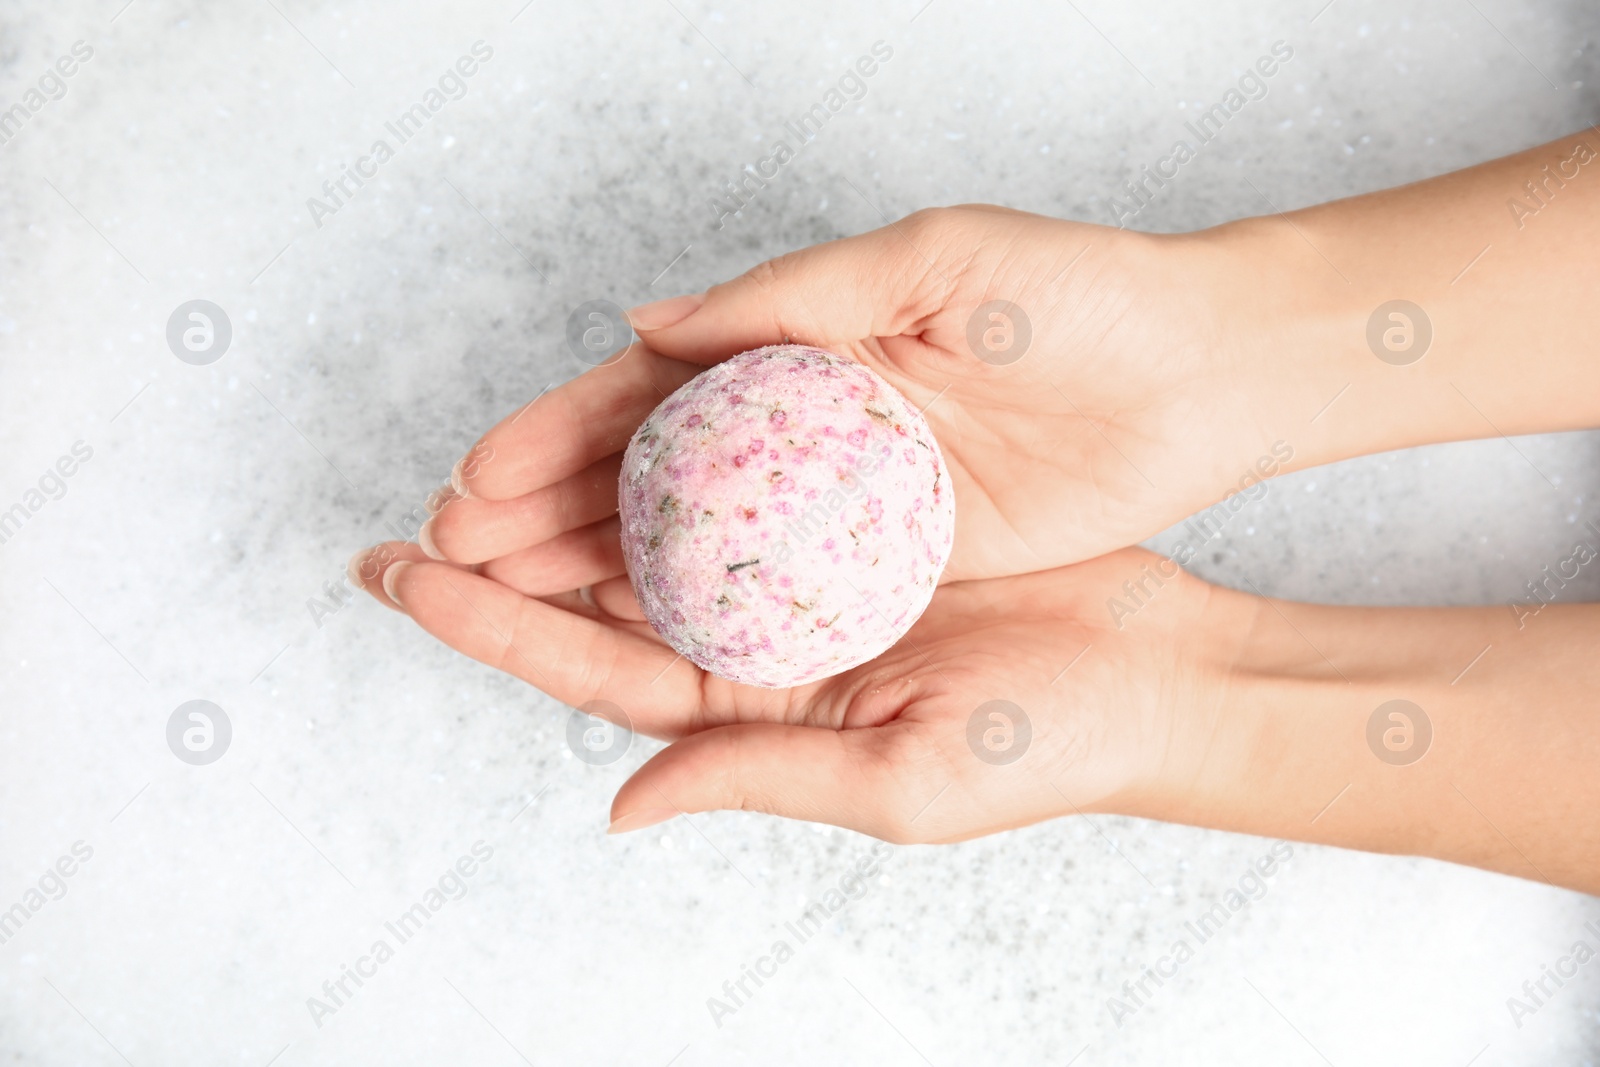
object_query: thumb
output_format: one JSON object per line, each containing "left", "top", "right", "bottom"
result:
{"left": 626, "top": 214, "right": 949, "bottom": 363}
{"left": 607, "top": 722, "right": 922, "bottom": 840}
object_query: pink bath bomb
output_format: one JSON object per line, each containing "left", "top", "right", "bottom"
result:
{"left": 618, "top": 345, "right": 955, "bottom": 688}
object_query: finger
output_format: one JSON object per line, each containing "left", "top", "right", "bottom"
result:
{"left": 589, "top": 574, "right": 643, "bottom": 621}
{"left": 628, "top": 220, "right": 944, "bottom": 362}
{"left": 606, "top": 722, "right": 920, "bottom": 838}
{"left": 423, "top": 454, "right": 623, "bottom": 565}
{"left": 382, "top": 560, "right": 709, "bottom": 736}
{"left": 478, "top": 516, "right": 625, "bottom": 597}
{"left": 347, "top": 541, "right": 466, "bottom": 611}
{"left": 452, "top": 349, "right": 702, "bottom": 502}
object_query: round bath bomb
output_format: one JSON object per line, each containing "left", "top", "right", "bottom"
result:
{"left": 618, "top": 345, "right": 955, "bottom": 688}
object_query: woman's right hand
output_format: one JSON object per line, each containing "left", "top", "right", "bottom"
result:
{"left": 437, "top": 129, "right": 1600, "bottom": 587}
{"left": 436, "top": 206, "right": 1316, "bottom": 583}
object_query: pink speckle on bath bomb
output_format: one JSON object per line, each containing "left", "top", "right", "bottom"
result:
{"left": 618, "top": 345, "right": 955, "bottom": 688}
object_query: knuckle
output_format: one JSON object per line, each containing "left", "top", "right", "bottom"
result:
{"left": 880, "top": 209, "right": 963, "bottom": 308}
{"left": 516, "top": 483, "right": 560, "bottom": 541}
{"left": 899, "top": 206, "right": 954, "bottom": 241}
{"left": 550, "top": 477, "right": 578, "bottom": 531}
{"left": 718, "top": 730, "right": 774, "bottom": 816}
{"left": 743, "top": 256, "right": 787, "bottom": 295}
{"left": 865, "top": 726, "right": 949, "bottom": 844}
{"left": 736, "top": 253, "right": 809, "bottom": 341}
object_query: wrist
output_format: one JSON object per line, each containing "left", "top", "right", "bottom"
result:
{"left": 1185, "top": 138, "right": 1600, "bottom": 471}
{"left": 1109, "top": 580, "right": 1278, "bottom": 822}
{"left": 1115, "top": 582, "right": 1600, "bottom": 891}
{"left": 1177, "top": 216, "right": 1420, "bottom": 475}
{"left": 1116, "top": 572, "right": 1432, "bottom": 825}
{"left": 1121, "top": 585, "right": 1526, "bottom": 860}
{"left": 1083, "top": 573, "right": 1278, "bottom": 821}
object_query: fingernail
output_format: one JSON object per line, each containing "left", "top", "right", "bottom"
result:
{"left": 627, "top": 292, "right": 705, "bottom": 331}
{"left": 418, "top": 520, "right": 445, "bottom": 561}
{"left": 449, "top": 456, "right": 472, "bottom": 498}
{"left": 578, "top": 584, "right": 597, "bottom": 609}
{"left": 347, "top": 548, "right": 372, "bottom": 587}
{"left": 382, "top": 560, "right": 414, "bottom": 605}
{"left": 606, "top": 808, "right": 678, "bottom": 835}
